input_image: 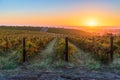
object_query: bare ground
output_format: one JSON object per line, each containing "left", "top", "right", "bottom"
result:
{"left": 1, "top": 67, "right": 120, "bottom": 80}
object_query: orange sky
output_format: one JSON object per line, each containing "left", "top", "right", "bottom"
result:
{"left": 0, "top": 0, "right": 120, "bottom": 28}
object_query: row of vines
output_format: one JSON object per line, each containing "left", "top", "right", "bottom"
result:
{"left": 68, "top": 35, "right": 120, "bottom": 64}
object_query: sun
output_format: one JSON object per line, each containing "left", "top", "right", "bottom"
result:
{"left": 86, "top": 19, "right": 98, "bottom": 27}
{"left": 88, "top": 21, "right": 96, "bottom": 26}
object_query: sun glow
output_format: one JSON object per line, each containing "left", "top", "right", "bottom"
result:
{"left": 86, "top": 19, "right": 98, "bottom": 27}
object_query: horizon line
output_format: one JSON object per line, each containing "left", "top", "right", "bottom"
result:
{"left": 0, "top": 25, "right": 120, "bottom": 30}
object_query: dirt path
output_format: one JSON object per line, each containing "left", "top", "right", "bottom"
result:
{"left": 69, "top": 42, "right": 98, "bottom": 66}
{"left": 26, "top": 38, "right": 57, "bottom": 69}
{"left": 5, "top": 67, "right": 120, "bottom": 80}
{"left": 41, "top": 37, "right": 57, "bottom": 55}
{"left": 39, "top": 38, "right": 57, "bottom": 67}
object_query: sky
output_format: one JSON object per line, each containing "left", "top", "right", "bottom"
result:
{"left": 0, "top": 0, "right": 120, "bottom": 28}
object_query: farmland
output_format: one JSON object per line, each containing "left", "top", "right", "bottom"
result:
{"left": 0, "top": 26, "right": 120, "bottom": 69}
{"left": 50, "top": 28, "right": 120, "bottom": 67}
{"left": 0, "top": 26, "right": 120, "bottom": 79}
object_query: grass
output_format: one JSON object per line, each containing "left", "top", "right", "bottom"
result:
{"left": 108, "top": 53, "right": 120, "bottom": 70}
{"left": 69, "top": 43, "right": 101, "bottom": 70}
{"left": 0, "top": 38, "right": 120, "bottom": 71}
{"left": 27, "top": 38, "right": 57, "bottom": 69}
{"left": 52, "top": 38, "right": 78, "bottom": 68}
{"left": 0, "top": 51, "right": 21, "bottom": 70}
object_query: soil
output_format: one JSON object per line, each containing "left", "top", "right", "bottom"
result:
{"left": 0, "top": 67, "right": 120, "bottom": 80}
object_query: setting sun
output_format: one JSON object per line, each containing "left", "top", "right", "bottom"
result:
{"left": 86, "top": 19, "right": 98, "bottom": 27}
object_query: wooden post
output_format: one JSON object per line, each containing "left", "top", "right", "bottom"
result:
{"left": 6, "top": 37, "right": 8, "bottom": 51}
{"left": 92, "top": 37, "right": 95, "bottom": 47}
{"left": 110, "top": 35, "right": 114, "bottom": 62}
{"left": 23, "top": 37, "right": 26, "bottom": 62}
{"left": 65, "top": 37, "right": 69, "bottom": 62}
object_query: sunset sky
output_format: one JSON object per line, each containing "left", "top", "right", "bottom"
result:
{"left": 0, "top": 0, "right": 120, "bottom": 28}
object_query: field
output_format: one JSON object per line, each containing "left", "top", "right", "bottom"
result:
{"left": 0, "top": 26, "right": 120, "bottom": 70}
